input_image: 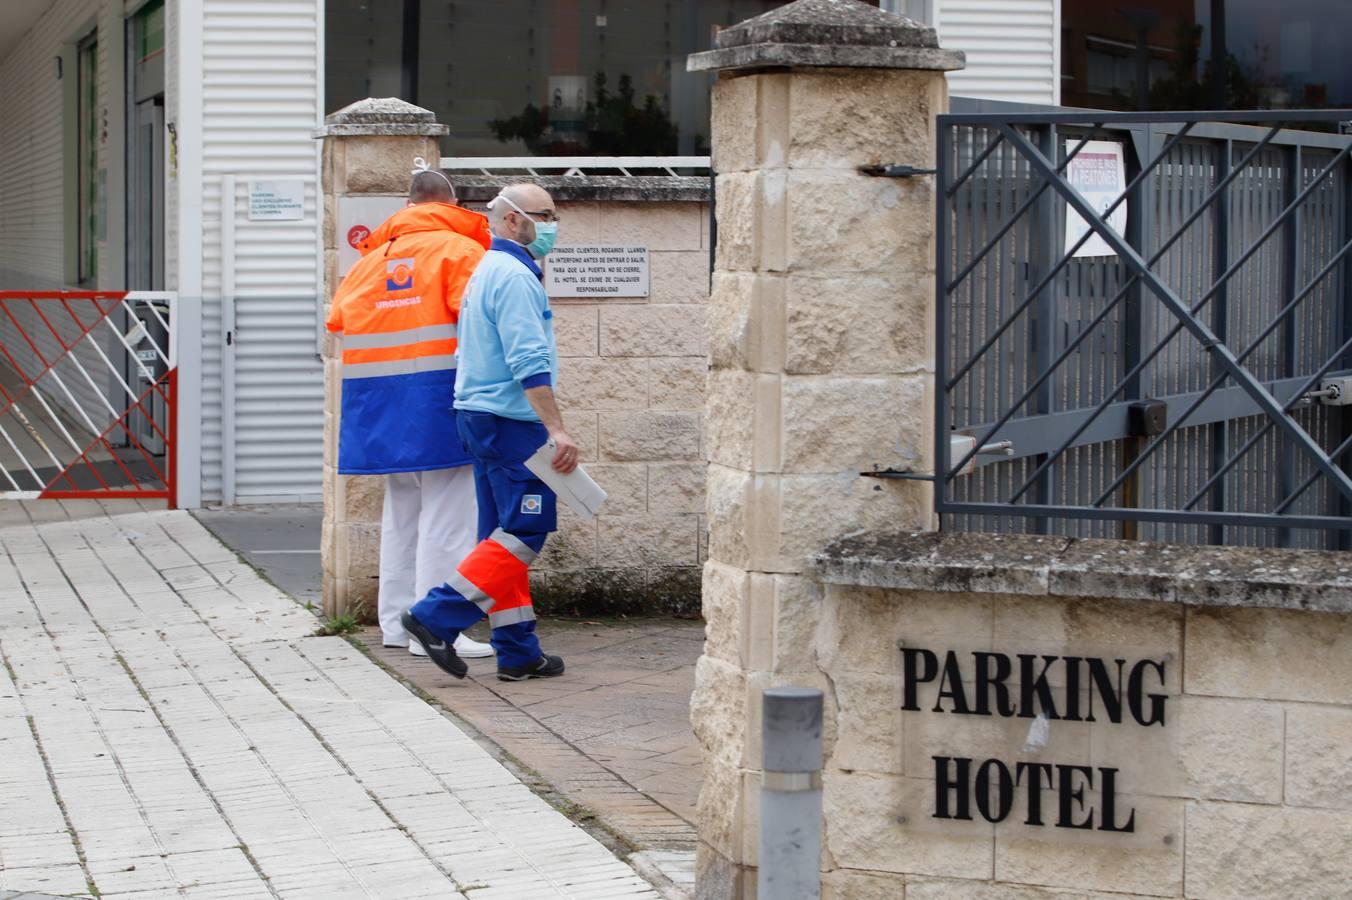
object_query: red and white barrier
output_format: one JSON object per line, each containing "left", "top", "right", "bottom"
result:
{"left": 0, "top": 291, "right": 177, "bottom": 505}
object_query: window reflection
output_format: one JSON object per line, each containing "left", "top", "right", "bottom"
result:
{"left": 329, "top": 1, "right": 894, "bottom": 156}
{"left": 1063, "top": 0, "right": 1352, "bottom": 112}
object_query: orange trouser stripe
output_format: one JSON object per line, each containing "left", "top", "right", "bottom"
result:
{"left": 457, "top": 538, "right": 533, "bottom": 615}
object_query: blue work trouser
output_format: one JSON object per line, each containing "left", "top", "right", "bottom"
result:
{"left": 410, "top": 410, "right": 556, "bottom": 669}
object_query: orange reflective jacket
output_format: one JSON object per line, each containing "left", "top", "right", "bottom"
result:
{"left": 325, "top": 203, "right": 491, "bottom": 474}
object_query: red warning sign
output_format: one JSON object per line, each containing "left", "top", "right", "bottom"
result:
{"left": 338, "top": 197, "right": 405, "bottom": 276}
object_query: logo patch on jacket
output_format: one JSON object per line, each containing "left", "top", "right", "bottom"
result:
{"left": 386, "top": 258, "right": 415, "bottom": 292}
{"left": 521, "top": 495, "right": 543, "bottom": 515}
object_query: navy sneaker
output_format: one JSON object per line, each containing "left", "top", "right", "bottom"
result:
{"left": 497, "top": 654, "right": 565, "bottom": 682}
{"left": 400, "top": 612, "right": 467, "bottom": 679}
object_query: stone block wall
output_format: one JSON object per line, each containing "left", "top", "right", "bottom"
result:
{"left": 691, "top": 56, "right": 951, "bottom": 900}
{"left": 801, "top": 535, "right": 1352, "bottom": 899}
{"left": 689, "top": 2, "right": 1352, "bottom": 897}
{"left": 317, "top": 102, "right": 712, "bottom": 618}
{"left": 318, "top": 100, "right": 446, "bottom": 619}
{"left": 528, "top": 199, "right": 711, "bottom": 616}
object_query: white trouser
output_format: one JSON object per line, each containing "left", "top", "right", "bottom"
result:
{"left": 378, "top": 466, "right": 478, "bottom": 645}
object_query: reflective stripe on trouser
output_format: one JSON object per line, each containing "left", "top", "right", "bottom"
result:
{"left": 410, "top": 527, "right": 544, "bottom": 669}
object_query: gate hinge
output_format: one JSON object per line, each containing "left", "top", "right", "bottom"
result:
{"left": 859, "top": 164, "right": 937, "bottom": 178}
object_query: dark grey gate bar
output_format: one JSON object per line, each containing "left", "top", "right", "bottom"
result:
{"left": 935, "top": 108, "right": 1352, "bottom": 547}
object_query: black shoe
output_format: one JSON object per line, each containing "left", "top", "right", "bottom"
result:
{"left": 497, "top": 654, "right": 565, "bottom": 682}
{"left": 400, "top": 612, "right": 467, "bottom": 679}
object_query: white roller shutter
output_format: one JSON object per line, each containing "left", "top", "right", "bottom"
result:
{"left": 201, "top": 0, "right": 323, "bottom": 502}
{"left": 936, "top": 0, "right": 1060, "bottom": 106}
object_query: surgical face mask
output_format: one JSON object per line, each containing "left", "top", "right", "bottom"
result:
{"left": 526, "top": 221, "right": 558, "bottom": 258}
{"left": 492, "top": 192, "right": 560, "bottom": 257}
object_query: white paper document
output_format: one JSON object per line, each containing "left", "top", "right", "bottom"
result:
{"left": 523, "top": 440, "right": 608, "bottom": 521}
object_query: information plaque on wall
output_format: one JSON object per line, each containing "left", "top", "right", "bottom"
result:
{"left": 545, "top": 246, "right": 649, "bottom": 297}
{"left": 248, "top": 180, "right": 306, "bottom": 221}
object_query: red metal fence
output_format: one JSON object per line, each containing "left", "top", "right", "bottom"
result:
{"left": 0, "top": 291, "right": 176, "bottom": 505}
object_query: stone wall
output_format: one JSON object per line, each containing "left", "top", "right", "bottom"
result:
{"left": 513, "top": 195, "right": 711, "bottom": 616}
{"left": 691, "top": 64, "right": 948, "bottom": 886}
{"left": 802, "top": 532, "right": 1352, "bottom": 899}
{"left": 318, "top": 99, "right": 447, "bottom": 619}
{"left": 318, "top": 101, "right": 710, "bottom": 618}
{"left": 686, "top": 1, "right": 964, "bottom": 893}
{"left": 689, "top": 1, "right": 1350, "bottom": 897}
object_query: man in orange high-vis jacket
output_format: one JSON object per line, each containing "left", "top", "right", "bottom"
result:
{"left": 325, "top": 162, "right": 494, "bottom": 661}
{"left": 401, "top": 183, "right": 574, "bottom": 682}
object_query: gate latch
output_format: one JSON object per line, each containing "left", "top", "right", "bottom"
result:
{"left": 1127, "top": 400, "right": 1167, "bottom": 437}
{"left": 859, "top": 164, "right": 937, "bottom": 178}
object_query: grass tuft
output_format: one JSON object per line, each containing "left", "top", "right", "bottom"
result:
{"left": 313, "top": 613, "right": 362, "bottom": 637}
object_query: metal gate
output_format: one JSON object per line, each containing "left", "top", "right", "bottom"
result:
{"left": 0, "top": 291, "right": 176, "bottom": 503}
{"left": 934, "top": 109, "right": 1352, "bottom": 548}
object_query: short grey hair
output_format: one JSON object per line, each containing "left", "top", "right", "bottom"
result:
{"left": 487, "top": 183, "right": 537, "bottom": 231}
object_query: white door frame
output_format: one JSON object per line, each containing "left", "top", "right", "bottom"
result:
{"left": 168, "top": 0, "right": 203, "bottom": 508}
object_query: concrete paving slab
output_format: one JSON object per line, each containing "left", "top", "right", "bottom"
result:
{"left": 0, "top": 502, "right": 663, "bottom": 899}
{"left": 192, "top": 505, "right": 322, "bottom": 609}
{"left": 358, "top": 615, "right": 705, "bottom": 896}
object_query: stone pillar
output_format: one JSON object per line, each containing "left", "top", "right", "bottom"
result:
{"left": 686, "top": 2, "right": 963, "bottom": 896}
{"left": 314, "top": 99, "right": 448, "bottom": 619}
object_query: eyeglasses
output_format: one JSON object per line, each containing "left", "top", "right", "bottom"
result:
{"left": 522, "top": 210, "right": 561, "bottom": 223}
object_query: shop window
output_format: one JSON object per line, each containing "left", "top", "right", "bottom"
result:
{"left": 1085, "top": 38, "right": 1169, "bottom": 98}
{"left": 326, "top": 1, "right": 890, "bottom": 157}
{"left": 1064, "top": 0, "right": 1352, "bottom": 112}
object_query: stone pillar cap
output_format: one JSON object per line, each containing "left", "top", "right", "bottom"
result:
{"left": 313, "top": 97, "right": 450, "bottom": 138}
{"left": 688, "top": 0, "right": 964, "bottom": 74}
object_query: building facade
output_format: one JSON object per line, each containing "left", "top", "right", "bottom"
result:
{"left": 0, "top": 0, "right": 1346, "bottom": 510}
{"left": 0, "top": 0, "right": 325, "bottom": 508}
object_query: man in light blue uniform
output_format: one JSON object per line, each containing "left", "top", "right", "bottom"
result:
{"left": 402, "top": 183, "right": 579, "bottom": 682}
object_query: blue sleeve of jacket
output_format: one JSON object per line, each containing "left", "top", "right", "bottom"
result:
{"left": 495, "top": 272, "right": 554, "bottom": 386}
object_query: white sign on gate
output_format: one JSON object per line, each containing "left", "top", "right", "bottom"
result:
{"left": 1064, "top": 140, "right": 1127, "bottom": 258}
{"left": 545, "top": 246, "right": 649, "bottom": 297}
{"left": 336, "top": 196, "right": 406, "bottom": 276}
{"left": 248, "top": 180, "right": 306, "bottom": 221}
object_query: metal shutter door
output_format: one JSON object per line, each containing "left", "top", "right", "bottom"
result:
{"left": 936, "top": 0, "right": 1060, "bottom": 106}
{"left": 201, "top": 0, "right": 323, "bottom": 502}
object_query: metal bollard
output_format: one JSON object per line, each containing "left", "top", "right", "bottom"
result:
{"left": 759, "top": 687, "right": 823, "bottom": 899}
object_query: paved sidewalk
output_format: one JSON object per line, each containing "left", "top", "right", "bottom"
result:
{"left": 0, "top": 500, "right": 663, "bottom": 899}
{"left": 360, "top": 618, "right": 704, "bottom": 894}
{"left": 193, "top": 507, "right": 321, "bottom": 611}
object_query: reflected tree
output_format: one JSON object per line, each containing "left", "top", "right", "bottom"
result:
{"left": 1145, "top": 21, "right": 1266, "bottom": 111}
{"left": 489, "top": 72, "right": 679, "bottom": 156}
